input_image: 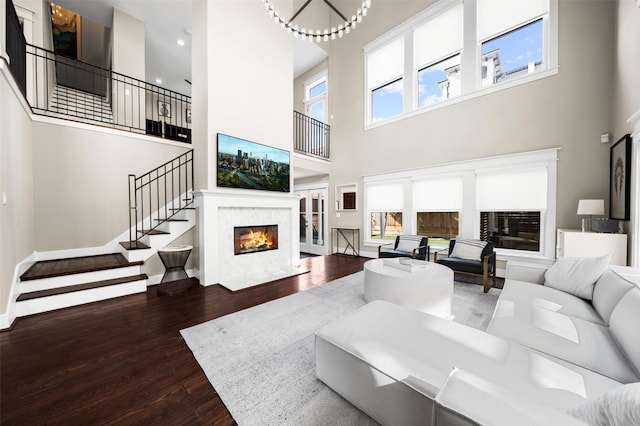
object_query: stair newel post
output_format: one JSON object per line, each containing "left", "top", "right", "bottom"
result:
{"left": 128, "top": 174, "right": 136, "bottom": 247}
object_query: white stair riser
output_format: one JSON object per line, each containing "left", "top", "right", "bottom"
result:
{"left": 15, "top": 279, "right": 148, "bottom": 317}
{"left": 21, "top": 265, "right": 141, "bottom": 292}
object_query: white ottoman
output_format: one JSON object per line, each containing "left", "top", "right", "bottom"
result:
{"left": 364, "top": 258, "right": 453, "bottom": 317}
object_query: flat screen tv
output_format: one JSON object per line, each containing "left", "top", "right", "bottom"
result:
{"left": 217, "top": 133, "right": 290, "bottom": 192}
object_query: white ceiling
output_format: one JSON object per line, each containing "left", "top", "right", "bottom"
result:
{"left": 52, "top": 0, "right": 327, "bottom": 96}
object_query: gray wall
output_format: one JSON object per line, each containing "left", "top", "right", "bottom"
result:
{"left": 295, "top": 0, "right": 628, "bottom": 254}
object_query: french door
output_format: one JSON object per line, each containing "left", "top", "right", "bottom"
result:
{"left": 296, "top": 188, "right": 328, "bottom": 255}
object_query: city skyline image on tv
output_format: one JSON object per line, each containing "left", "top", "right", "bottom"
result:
{"left": 217, "top": 133, "right": 290, "bottom": 193}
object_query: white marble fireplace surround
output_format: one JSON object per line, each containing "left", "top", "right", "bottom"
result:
{"left": 194, "top": 190, "right": 304, "bottom": 291}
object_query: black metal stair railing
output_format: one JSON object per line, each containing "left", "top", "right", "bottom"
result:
{"left": 125, "top": 150, "right": 194, "bottom": 250}
{"left": 24, "top": 43, "right": 192, "bottom": 143}
{"left": 293, "top": 110, "right": 330, "bottom": 160}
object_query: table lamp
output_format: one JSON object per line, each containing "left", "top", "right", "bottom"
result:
{"left": 577, "top": 199, "right": 604, "bottom": 232}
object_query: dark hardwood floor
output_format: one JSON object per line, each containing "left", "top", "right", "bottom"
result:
{"left": 0, "top": 254, "right": 369, "bottom": 425}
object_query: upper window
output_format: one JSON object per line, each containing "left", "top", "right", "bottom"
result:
{"left": 364, "top": 0, "right": 555, "bottom": 126}
{"left": 304, "top": 71, "right": 328, "bottom": 123}
{"left": 367, "top": 38, "right": 404, "bottom": 122}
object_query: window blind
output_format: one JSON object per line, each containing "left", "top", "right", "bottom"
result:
{"left": 477, "top": 0, "right": 548, "bottom": 41}
{"left": 367, "top": 37, "right": 404, "bottom": 90}
{"left": 413, "top": 176, "right": 463, "bottom": 210}
{"left": 414, "top": 3, "right": 463, "bottom": 68}
{"left": 366, "top": 182, "right": 404, "bottom": 211}
{"left": 476, "top": 167, "right": 547, "bottom": 210}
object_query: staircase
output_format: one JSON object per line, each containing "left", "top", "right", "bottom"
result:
{"left": 48, "top": 85, "right": 114, "bottom": 124}
{"left": 14, "top": 151, "right": 196, "bottom": 318}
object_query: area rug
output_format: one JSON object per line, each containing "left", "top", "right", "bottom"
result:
{"left": 180, "top": 272, "right": 501, "bottom": 425}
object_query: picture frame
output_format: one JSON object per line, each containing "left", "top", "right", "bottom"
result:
{"left": 186, "top": 108, "right": 191, "bottom": 124}
{"left": 158, "top": 101, "right": 171, "bottom": 118}
{"left": 609, "top": 134, "right": 631, "bottom": 220}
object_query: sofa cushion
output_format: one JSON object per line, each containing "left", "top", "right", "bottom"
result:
{"left": 592, "top": 269, "right": 636, "bottom": 325}
{"left": 451, "top": 239, "right": 487, "bottom": 261}
{"left": 566, "top": 382, "right": 640, "bottom": 426}
{"left": 487, "top": 300, "right": 640, "bottom": 383}
{"left": 316, "top": 300, "right": 622, "bottom": 411}
{"left": 544, "top": 255, "right": 610, "bottom": 300}
{"left": 437, "top": 257, "right": 484, "bottom": 275}
{"left": 499, "top": 279, "right": 604, "bottom": 325}
{"left": 396, "top": 236, "right": 421, "bottom": 252}
{"left": 609, "top": 288, "right": 640, "bottom": 378}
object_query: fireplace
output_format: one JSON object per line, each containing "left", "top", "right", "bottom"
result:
{"left": 234, "top": 225, "right": 278, "bottom": 255}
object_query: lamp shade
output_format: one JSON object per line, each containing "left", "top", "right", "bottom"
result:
{"left": 577, "top": 199, "right": 604, "bottom": 215}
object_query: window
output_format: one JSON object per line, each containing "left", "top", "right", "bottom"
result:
{"left": 366, "top": 182, "right": 404, "bottom": 240}
{"left": 480, "top": 211, "right": 541, "bottom": 251}
{"left": 481, "top": 19, "right": 543, "bottom": 86}
{"left": 413, "top": 175, "right": 462, "bottom": 244}
{"left": 367, "top": 37, "right": 404, "bottom": 122}
{"left": 304, "top": 71, "right": 328, "bottom": 123}
{"left": 372, "top": 78, "right": 403, "bottom": 122}
{"left": 414, "top": 3, "right": 463, "bottom": 107}
{"left": 364, "top": 0, "right": 555, "bottom": 126}
{"left": 418, "top": 55, "right": 461, "bottom": 107}
{"left": 476, "top": 167, "right": 548, "bottom": 254}
{"left": 364, "top": 149, "right": 558, "bottom": 259}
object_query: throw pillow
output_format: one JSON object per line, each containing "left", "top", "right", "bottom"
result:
{"left": 566, "top": 383, "right": 640, "bottom": 426}
{"left": 544, "top": 255, "right": 610, "bottom": 300}
{"left": 450, "top": 239, "right": 487, "bottom": 261}
{"left": 396, "top": 237, "right": 420, "bottom": 252}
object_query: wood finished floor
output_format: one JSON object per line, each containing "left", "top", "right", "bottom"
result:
{"left": 0, "top": 254, "right": 369, "bottom": 425}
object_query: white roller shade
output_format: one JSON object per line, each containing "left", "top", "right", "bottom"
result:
{"left": 414, "top": 3, "right": 463, "bottom": 68}
{"left": 367, "top": 37, "right": 404, "bottom": 89}
{"left": 366, "top": 182, "right": 404, "bottom": 211}
{"left": 476, "top": 167, "right": 547, "bottom": 210}
{"left": 477, "top": 0, "right": 548, "bottom": 41}
{"left": 413, "top": 176, "right": 462, "bottom": 210}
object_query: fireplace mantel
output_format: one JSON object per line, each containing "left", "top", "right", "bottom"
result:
{"left": 193, "top": 190, "right": 302, "bottom": 290}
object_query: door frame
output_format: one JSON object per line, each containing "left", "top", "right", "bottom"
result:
{"left": 295, "top": 182, "right": 329, "bottom": 256}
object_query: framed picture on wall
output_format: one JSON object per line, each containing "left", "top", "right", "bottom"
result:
{"left": 158, "top": 101, "right": 171, "bottom": 118}
{"left": 609, "top": 134, "right": 631, "bottom": 220}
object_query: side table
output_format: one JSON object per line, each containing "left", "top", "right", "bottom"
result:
{"left": 157, "top": 245, "right": 193, "bottom": 295}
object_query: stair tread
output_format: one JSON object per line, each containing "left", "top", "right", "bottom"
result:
{"left": 17, "top": 274, "right": 149, "bottom": 301}
{"left": 155, "top": 218, "right": 188, "bottom": 222}
{"left": 20, "top": 253, "right": 143, "bottom": 281}
{"left": 138, "top": 229, "right": 171, "bottom": 235}
{"left": 120, "top": 241, "right": 151, "bottom": 250}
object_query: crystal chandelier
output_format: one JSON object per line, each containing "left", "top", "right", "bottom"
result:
{"left": 263, "top": 0, "right": 372, "bottom": 42}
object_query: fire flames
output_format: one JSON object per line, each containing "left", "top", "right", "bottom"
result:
{"left": 239, "top": 229, "right": 274, "bottom": 251}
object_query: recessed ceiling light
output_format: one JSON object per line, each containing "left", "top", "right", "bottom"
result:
{"left": 177, "top": 39, "right": 185, "bottom": 46}
{"left": 155, "top": 78, "right": 162, "bottom": 84}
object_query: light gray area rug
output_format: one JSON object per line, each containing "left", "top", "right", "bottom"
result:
{"left": 180, "top": 271, "right": 501, "bottom": 425}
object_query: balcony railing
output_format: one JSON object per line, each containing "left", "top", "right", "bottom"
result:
{"left": 22, "top": 43, "right": 191, "bottom": 143}
{"left": 294, "top": 110, "right": 330, "bottom": 160}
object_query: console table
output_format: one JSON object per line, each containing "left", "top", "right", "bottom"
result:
{"left": 557, "top": 229, "right": 627, "bottom": 266}
{"left": 331, "top": 227, "right": 360, "bottom": 256}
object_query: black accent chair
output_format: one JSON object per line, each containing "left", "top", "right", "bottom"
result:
{"left": 434, "top": 239, "right": 496, "bottom": 293}
{"left": 378, "top": 235, "right": 430, "bottom": 261}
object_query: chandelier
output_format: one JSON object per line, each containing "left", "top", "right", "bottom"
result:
{"left": 263, "top": 0, "right": 372, "bottom": 42}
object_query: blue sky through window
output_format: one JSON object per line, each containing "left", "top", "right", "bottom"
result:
{"left": 309, "top": 81, "right": 327, "bottom": 99}
{"left": 418, "top": 55, "right": 461, "bottom": 107}
{"left": 482, "top": 19, "right": 543, "bottom": 74}
{"left": 372, "top": 79, "right": 403, "bottom": 122}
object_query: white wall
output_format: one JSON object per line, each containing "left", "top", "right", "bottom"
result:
{"left": 316, "top": 0, "right": 618, "bottom": 252}
{"left": 31, "top": 122, "right": 191, "bottom": 251}
{"left": 613, "top": 0, "right": 640, "bottom": 135}
{"left": 0, "top": 64, "right": 35, "bottom": 317}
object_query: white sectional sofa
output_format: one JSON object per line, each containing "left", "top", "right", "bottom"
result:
{"left": 315, "top": 258, "right": 640, "bottom": 425}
